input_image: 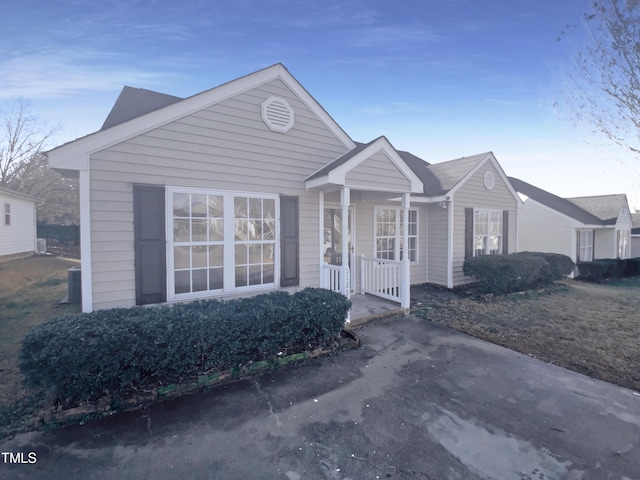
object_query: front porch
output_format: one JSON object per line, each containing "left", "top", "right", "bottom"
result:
{"left": 348, "top": 293, "right": 406, "bottom": 327}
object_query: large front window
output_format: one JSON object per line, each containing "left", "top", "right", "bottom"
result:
{"left": 474, "top": 209, "right": 502, "bottom": 256}
{"left": 577, "top": 229, "right": 593, "bottom": 262}
{"left": 169, "top": 188, "right": 277, "bottom": 299}
{"left": 375, "top": 207, "right": 418, "bottom": 262}
{"left": 617, "top": 229, "right": 630, "bottom": 259}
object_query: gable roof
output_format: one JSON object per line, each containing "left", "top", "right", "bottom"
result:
{"left": 565, "top": 194, "right": 628, "bottom": 225}
{"left": 47, "top": 63, "right": 356, "bottom": 172}
{"left": 305, "top": 136, "right": 423, "bottom": 193}
{"left": 509, "top": 177, "right": 617, "bottom": 225}
{"left": 421, "top": 152, "right": 490, "bottom": 196}
{"left": 101, "top": 86, "right": 183, "bottom": 130}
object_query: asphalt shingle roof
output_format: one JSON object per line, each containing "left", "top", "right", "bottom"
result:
{"left": 101, "top": 86, "right": 184, "bottom": 130}
{"left": 509, "top": 177, "right": 625, "bottom": 225}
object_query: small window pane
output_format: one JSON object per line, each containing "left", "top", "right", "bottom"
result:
{"left": 209, "top": 219, "right": 224, "bottom": 241}
{"left": 263, "top": 220, "right": 275, "bottom": 241}
{"left": 209, "top": 245, "right": 223, "bottom": 267}
{"left": 192, "top": 269, "right": 207, "bottom": 292}
{"left": 249, "top": 244, "right": 262, "bottom": 264}
{"left": 175, "top": 271, "right": 190, "bottom": 294}
{"left": 208, "top": 195, "right": 223, "bottom": 218}
{"left": 173, "top": 193, "right": 190, "bottom": 217}
{"left": 174, "top": 246, "right": 190, "bottom": 269}
{"left": 247, "top": 219, "right": 260, "bottom": 241}
{"left": 263, "top": 199, "right": 275, "bottom": 219}
{"left": 234, "top": 197, "right": 248, "bottom": 218}
{"left": 192, "top": 219, "right": 207, "bottom": 242}
{"left": 209, "top": 268, "right": 223, "bottom": 290}
{"left": 174, "top": 219, "right": 190, "bottom": 242}
{"left": 192, "top": 246, "right": 207, "bottom": 268}
{"left": 235, "top": 244, "right": 247, "bottom": 265}
{"left": 191, "top": 195, "right": 207, "bottom": 217}
{"left": 235, "top": 220, "right": 248, "bottom": 241}
{"left": 263, "top": 264, "right": 274, "bottom": 284}
{"left": 235, "top": 266, "right": 248, "bottom": 287}
{"left": 249, "top": 198, "right": 262, "bottom": 218}
{"left": 263, "top": 244, "right": 274, "bottom": 263}
{"left": 249, "top": 265, "right": 262, "bottom": 285}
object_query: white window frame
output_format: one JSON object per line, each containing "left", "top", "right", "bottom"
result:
{"left": 166, "top": 187, "right": 279, "bottom": 301}
{"left": 473, "top": 209, "right": 502, "bottom": 256}
{"left": 3, "top": 203, "right": 10, "bottom": 226}
{"left": 577, "top": 229, "right": 594, "bottom": 262}
{"left": 374, "top": 206, "right": 418, "bottom": 264}
{"left": 617, "top": 229, "right": 630, "bottom": 259}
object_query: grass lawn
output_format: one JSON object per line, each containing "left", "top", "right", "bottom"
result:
{"left": 411, "top": 277, "right": 640, "bottom": 393}
{"left": 0, "top": 255, "right": 81, "bottom": 436}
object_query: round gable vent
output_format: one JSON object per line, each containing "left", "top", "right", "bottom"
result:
{"left": 262, "top": 96, "right": 294, "bottom": 133}
{"left": 484, "top": 171, "right": 495, "bottom": 190}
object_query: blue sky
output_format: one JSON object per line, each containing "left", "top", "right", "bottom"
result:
{"left": 3, "top": 0, "right": 638, "bottom": 209}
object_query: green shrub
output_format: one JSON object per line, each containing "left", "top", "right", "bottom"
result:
{"left": 18, "top": 288, "right": 350, "bottom": 406}
{"left": 576, "top": 261, "right": 609, "bottom": 282}
{"left": 625, "top": 257, "right": 640, "bottom": 277}
{"left": 463, "top": 254, "right": 543, "bottom": 294}
{"left": 514, "top": 252, "right": 575, "bottom": 282}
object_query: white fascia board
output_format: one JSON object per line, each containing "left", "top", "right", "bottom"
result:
{"left": 47, "top": 64, "right": 356, "bottom": 172}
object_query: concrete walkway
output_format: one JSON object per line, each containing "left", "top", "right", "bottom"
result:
{"left": 2, "top": 316, "right": 639, "bottom": 479}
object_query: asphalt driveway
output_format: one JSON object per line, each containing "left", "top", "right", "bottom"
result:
{"left": 2, "top": 316, "right": 639, "bottom": 479}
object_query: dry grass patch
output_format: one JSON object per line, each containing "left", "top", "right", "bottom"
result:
{"left": 411, "top": 278, "right": 640, "bottom": 392}
{"left": 0, "top": 255, "right": 81, "bottom": 436}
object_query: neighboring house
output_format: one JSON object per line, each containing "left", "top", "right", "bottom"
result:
{"left": 510, "top": 177, "right": 633, "bottom": 264}
{"left": 0, "top": 186, "right": 38, "bottom": 259}
{"left": 631, "top": 214, "right": 640, "bottom": 258}
{"left": 47, "top": 63, "right": 519, "bottom": 313}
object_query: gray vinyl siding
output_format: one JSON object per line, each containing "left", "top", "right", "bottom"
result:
{"left": 88, "top": 78, "right": 348, "bottom": 310}
{"left": 426, "top": 203, "right": 449, "bottom": 286}
{"left": 517, "top": 199, "right": 575, "bottom": 260}
{"left": 345, "top": 152, "right": 411, "bottom": 191}
{"left": 451, "top": 162, "right": 518, "bottom": 286}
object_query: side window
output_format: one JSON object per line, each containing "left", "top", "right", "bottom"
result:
{"left": 4, "top": 203, "right": 10, "bottom": 226}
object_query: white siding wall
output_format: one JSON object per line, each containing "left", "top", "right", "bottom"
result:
{"left": 0, "top": 192, "right": 36, "bottom": 257}
{"left": 89, "top": 78, "right": 348, "bottom": 310}
{"left": 452, "top": 163, "right": 518, "bottom": 286}
{"left": 517, "top": 199, "right": 575, "bottom": 260}
{"left": 426, "top": 203, "right": 448, "bottom": 286}
{"left": 594, "top": 229, "right": 616, "bottom": 259}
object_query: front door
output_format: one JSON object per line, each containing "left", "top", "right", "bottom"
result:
{"left": 323, "top": 206, "right": 355, "bottom": 292}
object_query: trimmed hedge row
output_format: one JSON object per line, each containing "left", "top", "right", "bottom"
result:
{"left": 463, "top": 252, "right": 575, "bottom": 294}
{"left": 19, "top": 288, "right": 351, "bottom": 406}
{"left": 576, "top": 257, "right": 640, "bottom": 282}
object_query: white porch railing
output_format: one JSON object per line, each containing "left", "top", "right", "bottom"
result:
{"left": 324, "top": 262, "right": 342, "bottom": 293}
{"left": 360, "top": 255, "right": 402, "bottom": 304}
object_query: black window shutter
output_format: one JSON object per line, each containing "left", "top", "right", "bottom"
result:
{"left": 502, "top": 210, "right": 509, "bottom": 254}
{"left": 591, "top": 230, "right": 596, "bottom": 260}
{"left": 133, "top": 185, "right": 166, "bottom": 305}
{"left": 576, "top": 231, "right": 581, "bottom": 262}
{"left": 280, "top": 195, "right": 299, "bottom": 287}
{"left": 465, "top": 207, "right": 474, "bottom": 260}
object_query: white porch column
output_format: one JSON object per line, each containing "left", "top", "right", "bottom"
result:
{"left": 340, "top": 187, "right": 350, "bottom": 299}
{"left": 401, "top": 193, "right": 410, "bottom": 309}
{"left": 319, "top": 191, "right": 325, "bottom": 288}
